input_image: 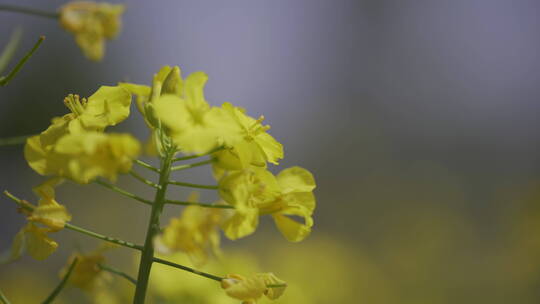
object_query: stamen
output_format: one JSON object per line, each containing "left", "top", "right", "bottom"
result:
{"left": 63, "top": 94, "right": 86, "bottom": 115}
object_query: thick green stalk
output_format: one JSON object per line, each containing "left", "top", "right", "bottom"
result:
{"left": 133, "top": 149, "right": 175, "bottom": 303}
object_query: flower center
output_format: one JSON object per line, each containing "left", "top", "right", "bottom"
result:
{"left": 63, "top": 94, "right": 87, "bottom": 116}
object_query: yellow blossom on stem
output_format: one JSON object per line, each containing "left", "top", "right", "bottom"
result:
{"left": 25, "top": 85, "right": 132, "bottom": 177}
{"left": 53, "top": 131, "right": 141, "bottom": 183}
{"left": 155, "top": 193, "right": 223, "bottom": 266}
{"left": 59, "top": 1, "right": 125, "bottom": 61}
{"left": 4, "top": 179, "right": 71, "bottom": 262}
{"left": 221, "top": 273, "right": 287, "bottom": 304}
{"left": 218, "top": 167, "right": 316, "bottom": 242}
{"left": 61, "top": 246, "right": 112, "bottom": 292}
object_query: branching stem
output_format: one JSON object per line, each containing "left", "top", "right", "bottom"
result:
{"left": 165, "top": 199, "right": 234, "bottom": 209}
{"left": 42, "top": 258, "right": 78, "bottom": 304}
{"left": 172, "top": 146, "right": 224, "bottom": 162}
{"left": 171, "top": 159, "right": 213, "bottom": 171}
{"left": 0, "top": 4, "right": 59, "bottom": 19}
{"left": 94, "top": 179, "right": 152, "bottom": 206}
{"left": 99, "top": 264, "right": 137, "bottom": 285}
{"left": 167, "top": 180, "right": 218, "bottom": 190}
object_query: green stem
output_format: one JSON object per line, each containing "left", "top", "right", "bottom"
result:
{"left": 3, "top": 190, "right": 144, "bottom": 251}
{"left": 94, "top": 179, "right": 152, "bottom": 206}
{"left": 172, "top": 146, "right": 223, "bottom": 162}
{"left": 0, "top": 4, "right": 59, "bottom": 19}
{"left": 171, "top": 159, "right": 213, "bottom": 171}
{"left": 64, "top": 223, "right": 143, "bottom": 251}
{"left": 0, "top": 134, "right": 32, "bottom": 147}
{"left": 153, "top": 257, "right": 223, "bottom": 282}
{"left": 165, "top": 199, "right": 234, "bottom": 209}
{"left": 42, "top": 257, "right": 78, "bottom": 304}
{"left": 99, "top": 264, "right": 137, "bottom": 285}
{"left": 167, "top": 180, "right": 218, "bottom": 190}
{"left": 133, "top": 149, "right": 175, "bottom": 304}
{"left": 130, "top": 170, "right": 159, "bottom": 189}
{"left": 0, "top": 36, "right": 45, "bottom": 86}
{"left": 0, "top": 289, "right": 11, "bottom": 304}
{"left": 134, "top": 159, "right": 160, "bottom": 173}
{"left": 0, "top": 27, "right": 22, "bottom": 75}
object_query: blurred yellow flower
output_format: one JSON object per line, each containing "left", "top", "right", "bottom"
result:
{"left": 5, "top": 179, "right": 71, "bottom": 261}
{"left": 61, "top": 248, "right": 111, "bottom": 292}
{"left": 219, "top": 167, "right": 316, "bottom": 242}
{"left": 156, "top": 194, "right": 223, "bottom": 265}
{"left": 221, "top": 273, "right": 286, "bottom": 304}
{"left": 59, "top": 1, "right": 125, "bottom": 61}
{"left": 53, "top": 131, "right": 141, "bottom": 183}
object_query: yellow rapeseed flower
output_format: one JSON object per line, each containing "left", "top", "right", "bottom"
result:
{"left": 221, "top": 273, "right": 287, "bottom": 304}
{"left": 61, "top": 246, "right": 113, "bottom": 292}
{"left": 156, "top": 193, "right": 223, "bottom": 266}
{"left": 53, "top": 131, "right": 141, "bottom": 183}
{"left": 218, "top": 167, "right": 316, "bottom": 242}
{"left": 5, "top": 179, "right": 71, "bottom": 261}
{"left": 25, "top": 86, "right": 132, "bottom": 177}
{"left": 59, "top": 1, "right": 125, "bottom": 61}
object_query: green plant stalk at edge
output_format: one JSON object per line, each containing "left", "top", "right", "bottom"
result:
{"left": 42, "top": 257, "right": 78, "bottom": 304}
{"left": 0, "top": 36, "right": 44, "bottom": 86}
{"left": 133, "top": 148, "right": 175, "bottom": 304}
{"left": 0, "top": 289, "right": 11, "bottom": 304}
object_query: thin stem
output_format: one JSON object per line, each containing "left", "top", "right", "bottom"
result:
{"left": 0, "top": 4, "right": 59, "bottom": 19}
{"left": 0, "top": 134, "right": 33, "bottom": 147}
{"left": 165, "top": 199, "right": 234, "bottom": 209}
{"left": 171, "top": 159, "right": 213, "bottom": 171}
{"left": 134, "top": 149, "right": 175, "bottom": 304}
{"left": 153, "top": 257, "right": 223, "bottom": 282}
{"left": 134, "top": 159, "right": 160, "bottom": 173}
{"left": 0, "top": 27, "right": 22, "bottom": 75}
{"left": 98, "top": 264, "right": 137, "bottom": 285}
{"left": 130, "top": 170, "right": 159, "bottom": 189}
{"left": 0, "top": 289, "right": 11, "bottom": 304}
{"left": 41, "top": 258, "right": 78, "bottom": 304}
{"left": 167, "top": 180, "right": 218, "bottom": 190}
{"left": 64, "top": 223, "right": 143, "bottom": 251}
{"left": 4, "top": 190, "right": 145, "bottom": 251}
{"left": 94, "top": 179, "right": 152, "bottom": 206}
{"left": 0, "top": 36, "right": 45, "bottom": 86}
{"left": 172, "top": 146, "right": 224, "bottom": 162}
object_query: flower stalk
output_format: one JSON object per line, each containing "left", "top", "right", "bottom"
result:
{"left": 133, "top": 147, "right": 175, "bottom": 303}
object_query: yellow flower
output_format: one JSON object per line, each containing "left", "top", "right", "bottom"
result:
{"left": 219, "top": 167, "right": 316, "bottom": 242}
{"left": 212, "top": 102, "right": 283, "bottom": 172}
{"left": 59, "top": 1, "right": 125, "bottom": 61}
{"left": 8, "top": 223, "right": 58, "bottom": 261}
{"left": 4, "top": 179, "right": 71, "bottom": 262}
{"left": 53, "top": 131, "right": 141, "bottom": 183}
{"left": 221, "top": 273, "right": 287, "bottom": 303}
{"left": 61, "top": 247, "right": 112, "bottom": 292}
{"left": 156, "top": 193, "right": 223, "bottom": 265}
{"left": 25, "top": 86, "right": 132, "bottom": 177}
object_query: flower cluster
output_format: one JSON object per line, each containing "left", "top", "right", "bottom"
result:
{"left": 4, "top": 65, "right": 315, "bottom": 303}
{"left": 24, "top": 86, "right": 140, "bottom": 184}
{"left": 59, "top": 1, "right": 125, "bottom": 61}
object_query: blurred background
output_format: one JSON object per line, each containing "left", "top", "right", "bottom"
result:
{"left": 1, "top": 0, "right": 540, "bottom": 303}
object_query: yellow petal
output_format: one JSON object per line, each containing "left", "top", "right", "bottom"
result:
{"left": 24, "top": 224, "right": 58, "bottom": 260}
{"left": 221, "top": 274, "right": 266, "bottom": 302}
{"left": 257, "top": 273, "right": 287, "bottom": 300}
{"left": 276, "top": 166, "right": 316, "bottom": 193}
{"left": 221, "top": 207, "right": 259, "bottom": 240}
{"left": 79, "top": 86, "right": 132, "bottom": 129}
{"left": 272, "top": 214, "right": 312, "bottom": 242}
